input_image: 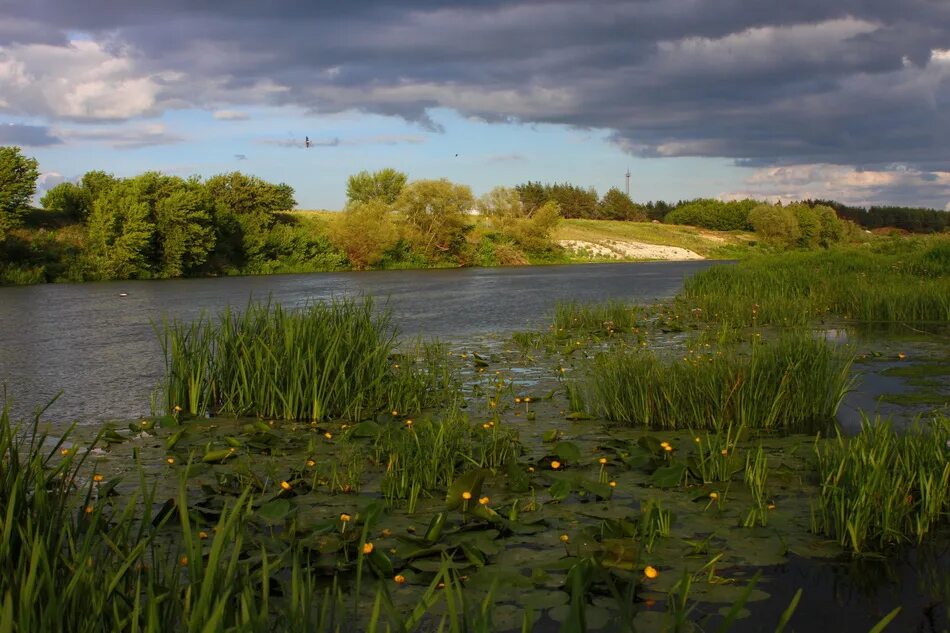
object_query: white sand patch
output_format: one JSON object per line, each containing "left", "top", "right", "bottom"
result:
{"left": 559, "top": 239, "right": 703, "bottom": 261}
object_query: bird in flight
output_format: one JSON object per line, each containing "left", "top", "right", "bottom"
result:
{"left": 305, "top": 136, "right": 312, "bottom": 148}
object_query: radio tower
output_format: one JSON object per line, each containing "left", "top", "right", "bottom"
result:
{"left": 625, "top": 167, "right": 631, "bottom": 198}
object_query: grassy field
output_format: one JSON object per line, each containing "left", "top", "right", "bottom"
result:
{"left": 554, "top": 219, "right": 754, "bottom": 259}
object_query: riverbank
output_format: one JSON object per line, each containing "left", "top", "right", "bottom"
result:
{"left": 0, "top": 211, "right": 753, "bottom": 285}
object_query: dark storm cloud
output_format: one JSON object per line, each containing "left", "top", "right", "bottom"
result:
{"left": 3, "top": 0, "right": 949, "bottom": 170}
{"left": 0, "top": 123, "right": 61, "bottom": 146}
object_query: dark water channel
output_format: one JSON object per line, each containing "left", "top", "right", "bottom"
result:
{"left": 0, "top": 261, "right": 718, "bottom": 424}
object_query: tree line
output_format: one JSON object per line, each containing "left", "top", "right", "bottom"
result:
{"left": 1, "top": 145, "right": 945, "bottom": 284}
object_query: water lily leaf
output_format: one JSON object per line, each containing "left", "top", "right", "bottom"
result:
{"left": 460, "top": 542, "right": 486, "bottom": 567}
{"left": 577, "top": 479, "right": 613, "bottom": 500}
{"left": 367, "top": 549, "right": 394, "bottom": 578}
{"left": 468, "top": 503, "right": 504, "bottom": 525}
{"left": 542, "top": 429, "right": 561, "bottom": 443}
{"left": 409, "top": 559, "right": 470, "bottom": 572}
{"left": 554, "top": 441, "right": 582, "bottom": 462}
{"left": 256, "top": 498, "right": 292, "bottom": 523}
{"left": 349, "top": 420, "right": 382, "bottom": 437}
{"left": 446, "top": 469, "right": 489, "bottom": 510}
{"left": 202, "top": 448, "right": 236, "bottom": 463}
{"left": 424, "top": 512, "right": 447, "bottom": 543}
{"left": 565, "top": 411, "right": 593, "bottom": 421}
{"left": 505, "top": 461, "right": 531, "bottom": 493}
{"left": 164, "top": 427, "right": 187, "bottom": 450}
{"left": 549, "top": 479, "right": 572, "bottom": 501}
{"left": 650, "top": 463, "right": 686, "bottom": 488}
{"left": 638, "top": 436, "right": 663, "bottom": 455}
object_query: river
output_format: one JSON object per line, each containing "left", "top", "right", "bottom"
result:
{"left": 0, "top": 261, "right": 720, "bottom": 424}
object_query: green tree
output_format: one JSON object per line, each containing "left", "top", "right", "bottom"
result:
{"left": 478, "top": 187, "right": 561, "bottom": 252}
{"left": 814, "top": 205, "right": 844, "bottom": 246}
{"left": 85, "top": 180, "right": 156, "bottom": 279}
{"left": 598, "top": 188, "right": 645, "bottom": 221}
{"left": 346, "top": 168, "right": 407, "bottom": 205}
{"left": 153, "top": 179, "right": 216, "bottom": 277}
{"left": 41, "top": 182, "right": 87, "bottom": 219}
{"left": 395, "top": 179, "right": 474, "bottom": 261}
{"left": 0, "top": 146, "right": 39, "bottom": 240}
{"left": 749, "top": 204, "right": 801, "bottom": 248}
{"left": 204, "top": 172, "right": 296, "bottom": 267}
{"left": 329, "top": 200, "right": 398, "bottom": 269}
{"left": 789, "top": 203, "right": 820, "bottom": 248}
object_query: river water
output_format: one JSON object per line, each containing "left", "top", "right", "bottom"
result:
{"left": 0, "top": 261, "right": 720, "bottom": 424}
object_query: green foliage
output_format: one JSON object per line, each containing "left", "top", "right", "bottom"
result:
{"left": 0, "top": 146, "right": 39, "bottom": 240}
{"left": 205, "top": 171, "right": 296, "bottom": 267}
{"left": 812, "top": 198, "right": 950, "bottom": 233}
{"left": 396, "top": 179, "right": 474, "bottom": 262}
{"left": 478, "top": 187, "right": 561, "bottom": 252}
{"left": 515, "top": 181, "right": 598, "bottom": 218}
{"left": 84, "top": 180, "right": 156, "bottom": 279}
{"left": 748, "top": 204, "right": 801, "bottom": 248}
{"left": 598, "top": 188, "right": 645, "bottom": 221}
{"left": 159, "top": 298, "right": 456, "bottom": 421}
{"left": 664, "top": 198, "right": 756, "bottom": 231}
{"left": 812, "top": 418, "right": 950, "bottom": 552}
{"left": 582, "top": 333, "right": 853, "bottom": 433}
{"left": 346, "top": 168, "right": 407, "bottom": 205}
{"left": 677, "top": 240, "right": 950, "bottom": 325}
{"left": 330, "top": 200, "right": 399, "bottom": 269}
{"left": 40, "top": 182, "right": 88, "bottom": 219}
{"left": 84, "top": 173, "right": 216, "bottom": 279}
{"left": 789, "top": 203, "right": 820, "bottom": 247}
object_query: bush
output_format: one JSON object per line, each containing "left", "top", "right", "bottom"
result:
{"left": 664, "top": 198, "right": 756, "bottom": 230}
{"left": 748, "top": 204, "right": 801, "bottom": 248}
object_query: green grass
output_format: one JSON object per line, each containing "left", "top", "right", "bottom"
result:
{"left": 555, "top": 219, "right": 753, "bottom": 258}
{"left": 676, "top": 238, "right": 950, "bottom": 326}
{"left": 158, "top": 298, "right": 457, "bottom": 421}
{"left": 581, "top": 332, "right": 854, "bottom": 433}
{"left": 811, "top": 417, "right": 950, "bottom": 553}
{"left": 553, "top": 299, "right": 642, "bottom": 336}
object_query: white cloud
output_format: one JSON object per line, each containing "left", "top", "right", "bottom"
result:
{"left": 0, "top": 39, "right": 172, "bottom": 120}
{"left": 213, "top": 109, "right": 248, "bottom": 120}
{"left": 55, "top": 122, "right": 184, "bottom": 148}
{"left": 722, "top": 163, "right": 950, "bottom": 208}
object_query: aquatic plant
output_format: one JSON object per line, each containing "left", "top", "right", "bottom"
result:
{"left": 676, "top": 240, "right": 950, "bottom": 326}
{"left": 159, "top": 298, "right": 458, "bottom": 421}
{"left": 553, "top": 299, "right": 642, "bottom": 336}
{"left": 811, "top": 416, "right": 950, "bottom": 552}
{"left": 583, "top": 332, "right": 853, "bottom": 433}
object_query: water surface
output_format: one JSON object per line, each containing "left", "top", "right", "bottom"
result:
{"left": 0, "top": 261, "right": 719, "bottom": 423}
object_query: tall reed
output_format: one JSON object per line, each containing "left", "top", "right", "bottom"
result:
{"left": 676, "top": 240, "right": 950, "bottom": 326}
{"left": 811, "top": 416, "right": 950, "bottom": 553}
{"left": 584, "top": 333, "right": 853, "bottom": 432}
{"left": 159, "top": 298, "right": 456, "bottom": 421}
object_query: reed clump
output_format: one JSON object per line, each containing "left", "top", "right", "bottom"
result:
{"left": 676, "top": 240, "right": 950, "bottom": 326}
{"left": 159, "top": 298, "right": 456, "bottom": 421}
{"left": 583, "top": 333, "right": 853, "bottom": 433}
{"left": 812, "top": 417, "right": 950, "bottom": 553}
{"left": 553, "top": 299, "right": 641, "bottom": 336}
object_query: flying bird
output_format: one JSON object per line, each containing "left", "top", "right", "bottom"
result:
{"left": 305, "top": 136, "right": 312, "bottom": 148}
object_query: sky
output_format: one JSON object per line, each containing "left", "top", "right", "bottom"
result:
{"left": 1, "top": 1, "right": 948, "bottom": 211}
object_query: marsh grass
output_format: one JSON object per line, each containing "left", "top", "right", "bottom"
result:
{"left": 676, "top": 240, "right": 950, "bottom": 326}
{"left": 375, "top": 408, "right": 519, "bottom": 511}
{"left": 584, "top": 333, "right": 853, "bottom": 432}
{"left": 811, "top": 416, "right": 950, "bottom": 553}
{"left": 159, "top": 298, "right": 457, "bottom": 421}
{"left": 553, "top": 300, "right": 641, "bottom": 336}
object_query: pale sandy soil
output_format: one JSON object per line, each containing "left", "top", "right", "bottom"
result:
{"left": 558, "top": 239, "right": 704, "bottom": 261}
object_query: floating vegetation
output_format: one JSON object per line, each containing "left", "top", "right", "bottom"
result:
{"left": 581, "top": 333, "right": 854, "bottom": 433}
